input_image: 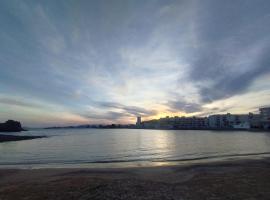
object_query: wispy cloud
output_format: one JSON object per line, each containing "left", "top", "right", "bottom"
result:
{"left": 0, "top": 0, "right": 270, "bottom": 126}
{"left": 166, "top": 100, "right": 202, "bottom": 114}
{"left": 182, "top": 0, "right": 270, "bottom": 103}
{"left": 95, "top": 101, "right": 157, "bottom": 117}
{"left": 0, "top": 97, "right": 41, "bottom": 108}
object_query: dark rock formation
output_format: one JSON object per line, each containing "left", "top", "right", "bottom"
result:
{"left": 0, "top": 120, "right": 25, "bottom": 132}
{"left": 0, "top": 134, "right": 45, "bottom": 143}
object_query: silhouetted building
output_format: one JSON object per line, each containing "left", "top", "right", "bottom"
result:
{"left": 136, "top": 116, "right": 142, "bottom": 126}
{"left": 142, "top": 116, "right": 208, "bottom": 129}
{"left": 133, "top": 107, "right": 269, "bottom": 130}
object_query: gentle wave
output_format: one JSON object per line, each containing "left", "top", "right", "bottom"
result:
{"left": 152, "top": 152, "right": 270, "bottom": 162}
{"left": 1, "top": 151, "right": 270, "bottom": 166}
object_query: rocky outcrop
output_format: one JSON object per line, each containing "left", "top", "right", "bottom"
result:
{"left": 0, "top": 120, "right": 25, "bottom": 132}
{"left": 0, "top": 134, "right": 44, "bottom": 142}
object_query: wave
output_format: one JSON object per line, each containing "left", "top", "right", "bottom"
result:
{"left": 1, "top": 152, "right": 270, "bottom": 167}
{"left": 152, "top": 152, "right": 270, "bottom": 162}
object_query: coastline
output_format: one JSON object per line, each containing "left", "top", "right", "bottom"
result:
{"left": 1, "top": 158, "right": 270, "bottom": 200}
{"left": 0, "top": 134, "right": 45, "bottom": 143}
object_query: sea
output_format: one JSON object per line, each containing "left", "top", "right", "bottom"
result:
{"left": 0, "top": 128, "right": 270, "bottom": 168}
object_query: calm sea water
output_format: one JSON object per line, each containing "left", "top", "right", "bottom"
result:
{"left": 1, "top": 129, "right": 270, "bottom": 168}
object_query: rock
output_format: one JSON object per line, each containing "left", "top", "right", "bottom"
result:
{"left": 0, "top": 134, "right": 44, "bottom": 142}
{"left": 0, "top": 120, "right": 25, "bottom": 132}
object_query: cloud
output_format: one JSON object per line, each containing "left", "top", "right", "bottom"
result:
{"left": 183, "top": 0, "right": 270, "bottom": 103}
{"left": 188, "top": 41, "right": 270, "bottom": 103}
{"left": 77, "top": 101, "right": 158, "bottom": 124}
{"left": 0, "top": 97, "right": 41, "bottom": 109}
{"left": 166, "top": 100, "right": 202, "bottom": 113}
{"left": 95, "top": 101, "right": 157, "bottom": 117}
{"left": 82, "top": 111, "right": 130, "bottom": 121}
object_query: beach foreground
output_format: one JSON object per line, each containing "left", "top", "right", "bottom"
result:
{"left": 1, "top": 159, "right": 270, "bottom": 200}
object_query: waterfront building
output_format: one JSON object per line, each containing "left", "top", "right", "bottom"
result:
{"left": 142, "top": 119, "right": 160, "bottom": 129}
{"left": 208, "top": 113, "right": 236, "bottom": 129}
{"left": 248, "top": 113, "right": 261, "bottom": 129}
{"left": 260, "top": 107, "right": 270, "bottom": 119}
{"left": 136, "top": 116, "right": 142, "bottom": 126}
{"left": 260, "top": 107, "right": 270, "bottom": 130}
{"left": 233, "top": 121, "right": 250, "bottom": 129}
{"left": 208, "top": 113, "right": 256, "bottom": 129}
{"left": 136, "top": 107, "right": 269, "bottom": 130}
{"left": 142, "top": 116, "right": 208, "bottom": 129}
{"left": 172, "top": 116, "right": 208, "bottom": 129}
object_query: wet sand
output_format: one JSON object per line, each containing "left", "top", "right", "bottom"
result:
{"left": 1, "top": 158, "right": 270, "bottom": 200}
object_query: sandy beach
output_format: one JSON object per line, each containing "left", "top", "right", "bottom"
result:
{"left": 1, "top": 158, "right": 270, "bottom": 200}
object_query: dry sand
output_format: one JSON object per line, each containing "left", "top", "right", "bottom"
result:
{"left": 1, "top": 158, "right": 270, "bottom": 200}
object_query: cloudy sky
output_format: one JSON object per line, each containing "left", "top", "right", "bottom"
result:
{"left": 0, "top": 0, "right": 270, "bottom": 127}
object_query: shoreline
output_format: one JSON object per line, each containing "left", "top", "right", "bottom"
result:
{"left": 1, "top": 158, "right": 270, "bottom": 199}
{"left": 43, "top": 126, "right": 270, "bottom": 132}
{"left": 0, "top": 134, "right": 45, "bottom": 143}
{"left": 1, "top": 153, "right": 270, "bottom": 170}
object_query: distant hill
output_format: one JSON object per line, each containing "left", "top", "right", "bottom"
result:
{"left": 0, "top": 120, "right": 25, "bottom": 132}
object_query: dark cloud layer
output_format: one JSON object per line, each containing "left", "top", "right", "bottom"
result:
{"left": 82, "top": 111, "right": 130, "bottom": 121}
{"left": 166, "top": 100, "right": 202, "bottom": 113}
{"left": 185, "top": 0, "right": 270, "bottom": 103}
{"left": 96, "top": 101, "right": 157, "bottom": 117}
{"left": 0, "top": 97, "right": 41, "bottom": 109}
{"left": 78, "top": 101, "right": 158, "bottom": 123}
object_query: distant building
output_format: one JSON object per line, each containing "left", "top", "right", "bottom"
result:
{"left": 259, "top": 107, "right": 270, "bottom": 130}
{"left": 143, "top": 119, "right": 161, "bottom": 129}
{"left": 172, "top": 117, "right": 208, "bottom": 129}
{"left": 249, "top": 113, "right": 261, "bottom": 129}
{"left": 133, "top": 107, "right": 270, "bottom": 130}
{"left": 208, "top": 113, "right": 235, "bottom": 129}
{"left": 208, "top": 113, "right": 256, "bottom": 129}
{"left": 233, "top": 121, "right": 250, "bottom": 130}
{"left": 136, "top": 116, "right": 142, "bottom": 126}
{"left": 260, "top": 107, "right": 270, "bottom": 120}
{"left": 142, "top": 116, "right": 208, "bottom": 129}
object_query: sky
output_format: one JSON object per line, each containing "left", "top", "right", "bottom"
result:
{"left": 0, "top": 0, "right": 270, "bottom": 127}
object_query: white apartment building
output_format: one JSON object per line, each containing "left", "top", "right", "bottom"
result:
{"left": 260, "top": 107, "right": 270, "bottom": 129}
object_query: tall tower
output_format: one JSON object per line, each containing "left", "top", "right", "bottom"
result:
{"left": 136, "top": 116, "right": 141, "bottom": 126}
